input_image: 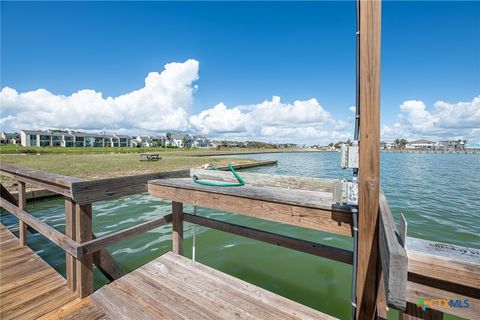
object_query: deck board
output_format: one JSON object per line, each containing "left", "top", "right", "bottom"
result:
{"left": 0, "top": 223, "right": 108, "bottom": 320}
{"left": 92, "top": 251, "right": 336, "bottom": 320}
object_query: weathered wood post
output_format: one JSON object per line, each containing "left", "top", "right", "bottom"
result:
{"left": 65, "top": 197, "right": 77, "bottom": 291}
{"left": 18, "top": 181, "right": 27, "bottom": 246}
{"left": 75, "top": 203, "right": 93, "bottom": 298}
{"left": 172, "top": 201, "right": 184, "bottom": 255}
{"left": 356, "top": 0, "right": 382, "bottom": 318}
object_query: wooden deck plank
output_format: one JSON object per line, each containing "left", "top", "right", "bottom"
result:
{"left": 92, "top": 251, "right": 337, "bottom": 320}
{"left": 0, "top": 223, "right": 108, "bottom": 320}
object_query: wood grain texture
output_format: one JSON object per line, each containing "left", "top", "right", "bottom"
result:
{"left": 184, "top": 213, "right": 353, "bottom": 264}
{"left": 356, "top": 0, "right": 382, "bottom": 318}
{"left": 406, "top": 237, "right": 480, "bottom": 289}
{"left": 70, "top": 169, "right": 190, "bottom": 204}
{"left": 0, "top": 183, "right": 17, "bottom": 205}
{"left": 65, "top": 197, "right": 77, "bottom": 291}
{"left": 0, "top": 223, "right": 108, "bottom": 320}
{"left": 148, "top": 179, "right": 353, "bottom": 236}
{"left": 75, "top": 203, "right": 93, "bottom": 298}
{"left": 0, "top": 198, "right": 80, "bottom": 257}
{"left": 379, "top": 192, "right": 408, "bottom": 309}
{"left": 405, "top": 276, "right": 479, "bottom": 319}
{"left": 18, "top": 181, "right": 27, "bottom": 246}
{"left": 0, "top": 163, "right": 83, "bottom": 197}
{"left": 92, "top": 251, "right": 337, "bottom": 320}
{"left": 190, "top": 169, "right": 336, "bottom": 192}
{"left": 172, "top": 202, "right": 184, "bottom": 255}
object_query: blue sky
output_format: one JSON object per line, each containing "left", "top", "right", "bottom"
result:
{"left": 1, "top": 1, "right": 479, "bottom": 144}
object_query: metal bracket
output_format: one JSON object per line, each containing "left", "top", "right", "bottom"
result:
{"left": 340, "top": 143, "right": 359, "bottom": 169}
{"left": 333, "top": 179, "right": 359, "bottom": 205}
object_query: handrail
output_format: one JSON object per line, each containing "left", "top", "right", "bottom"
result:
{"left": 80, "top": 214, "right": 173, "bottom": 255}
{"left": 184, "top": 213, "right": 354, "bottom": 265}
{"left": 0, "top": 198, "right": 81, "bottom": 258}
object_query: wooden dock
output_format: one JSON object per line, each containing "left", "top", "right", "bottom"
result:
{"left": 93, "top": 252, "right": 334, "bottom": 320}
{"left": 0, "top": 224, "right": 107, "bottom": 320}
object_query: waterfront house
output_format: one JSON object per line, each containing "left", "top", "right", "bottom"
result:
{"left": 380, "top": 141, "right": 395, "bottom": 149}
{"left": 0, "top": 132, "right": 19, "bottom": 145}
{"left": 437, "top": 139, "right": 467, "bottom": 150}
{"left": 170, "top": 134, "right": 193, "bottom": 148}
{"left": 405, "top": 139, "right": 436, "bottom": 149}
{"left": 20, "top": 130, "right": 131, "bottom": 148}
{"left": 192, "top": 135, "right": 209, "bottom": 148}
{"left": 131, "top": 136, "right": 156, "bottom": 148}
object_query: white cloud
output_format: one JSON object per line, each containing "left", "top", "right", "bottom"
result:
{"left": 382, "top": 96, "right": 480, "bottom": 142}
{"left": 0, "top": 59, "right": 199, "bottom": 133}
{"left": 2, "top": 58, "right": 477, "bottom": 144}
{"left": 189, "top": 96, "right": 351, "bottom": 142}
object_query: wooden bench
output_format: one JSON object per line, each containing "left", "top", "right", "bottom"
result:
{"left": 139, "top": 153, "right": 161, "bottom": 161}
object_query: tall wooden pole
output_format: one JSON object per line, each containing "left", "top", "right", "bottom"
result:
{"left": 75, "top": 203, "right": 93, "bottom": 298}
{"left": 172, "top": 201, "right": 184, "bottom": 255}
{"left": 356, "top": 0, "right": 382, "bottom": 319}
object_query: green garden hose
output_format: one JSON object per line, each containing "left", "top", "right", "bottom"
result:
{"left": 192, "top": 163, "right": 245, "bottom": 187}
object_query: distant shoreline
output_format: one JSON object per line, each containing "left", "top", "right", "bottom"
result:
{"left": 381, "top": 149, "right": 479, "bottom": 154}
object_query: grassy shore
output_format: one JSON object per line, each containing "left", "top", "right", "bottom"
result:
{"left": 0, "top": 144, "right": 317, "bottom": 155}
{"left": 0, "top": 152, "right": 264, "bottom": 192}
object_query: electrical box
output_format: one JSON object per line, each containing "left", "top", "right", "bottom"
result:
{"left": 333, "top": 179, "right": 358, "bottom": 205}
{"left": 340, "top": 144, "right": 359, "bottom": 169}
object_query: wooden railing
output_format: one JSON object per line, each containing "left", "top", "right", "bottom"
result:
{"left": 0, "top": 163, "right": 188, "bottom": 298}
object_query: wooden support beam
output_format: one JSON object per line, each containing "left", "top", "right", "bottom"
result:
{"left": 184, "top": 213, "right": 353, "bottom": 264}
{"left": 0, "top": 198, "right": 80, "bottom": 257}
{"left": 379, "top": 193, "right": 408, "bottom": 309}
{"left": 65, "top": 197, "right": 77, "bottom": 291}
{"left": 75, "top": 203, "right": 93, "bottom": 298}
{"left": 0, "top": 183, "right": 17, "bottom": 205}
{"left": 399, "top": 302, "right": 443, "bottom": 320}
{"left": 18, "top": 181, "right": 27, "bottom": 246}
{"left": 80, "top": 214, "right": 173, "bottom": 255}
{"left": 92, "top": 244, "right": 125, "bottom": 281}
{"left": 356, "top": 0, "right": 382, "bottom": 318}
{"left": 172, "top": 202, "right": 183, "bottom": 255}
{"left": 148, "top": 179, "right": 353, "bottom": 237}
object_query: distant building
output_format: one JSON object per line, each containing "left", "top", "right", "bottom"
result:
{"left": 192, "top": 135, "right": 209, "bottom": 148}
{"left": 131, "top": 136, "right": 156, "bottom": 148}
{"left": 437, "top": 139, "right": 467, "bottom": 150}
{"left": 170, "top": 134, "right": 193, "bottom": 148}
{"left": 20, "top": 130, "right": 131, "bottom": 148}
{"left": 0, "top": 132, "right": 19, "bottom": 145}
{"left": 405, "top": 139, "right": 436, "bottom": 149}
{"left": 380, "top": 141, "right": 395, "bottom": 149}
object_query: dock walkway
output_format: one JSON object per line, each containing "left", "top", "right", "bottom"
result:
{"left": 93, "top": 251, "right": 334, "bottom": 320}
{"left": 0, "top": 223, "right": 107, "bottom": 320}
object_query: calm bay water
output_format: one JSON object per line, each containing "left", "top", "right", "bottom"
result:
{"left": 1, "top": 152, "right": 479, "bottom": 319}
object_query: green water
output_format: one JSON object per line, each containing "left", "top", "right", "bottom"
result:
{"left": 1, "top": 152, "right": 479, "bottom": 319}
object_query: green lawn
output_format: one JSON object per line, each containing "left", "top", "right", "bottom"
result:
{"left": 0, "top": 144, "right": 294, "bottom": 156}
{"left": 0, "top": 153, "right": 258, "bottom": 190}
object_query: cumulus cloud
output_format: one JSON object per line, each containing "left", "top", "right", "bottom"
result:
{"left": 2, "top": 58, "right": 477, "bottom": 144}
{"left": 0, "top": 59, "right": 199, "bottom": 133}
{"left": 382, "top": 96, "right": 480, "bottom": 142}
{"left": 189, "top": 96, "right": 351, "bottom": 142}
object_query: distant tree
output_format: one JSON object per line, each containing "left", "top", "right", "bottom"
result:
{"left": 399, "top": 139, "right": 407, "bottom": 149}
{"left": 166, "top": 132, "right": 172, "bottom": 140}
{"left": 182, "top": 136, "right": 189, "bottom": 148}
